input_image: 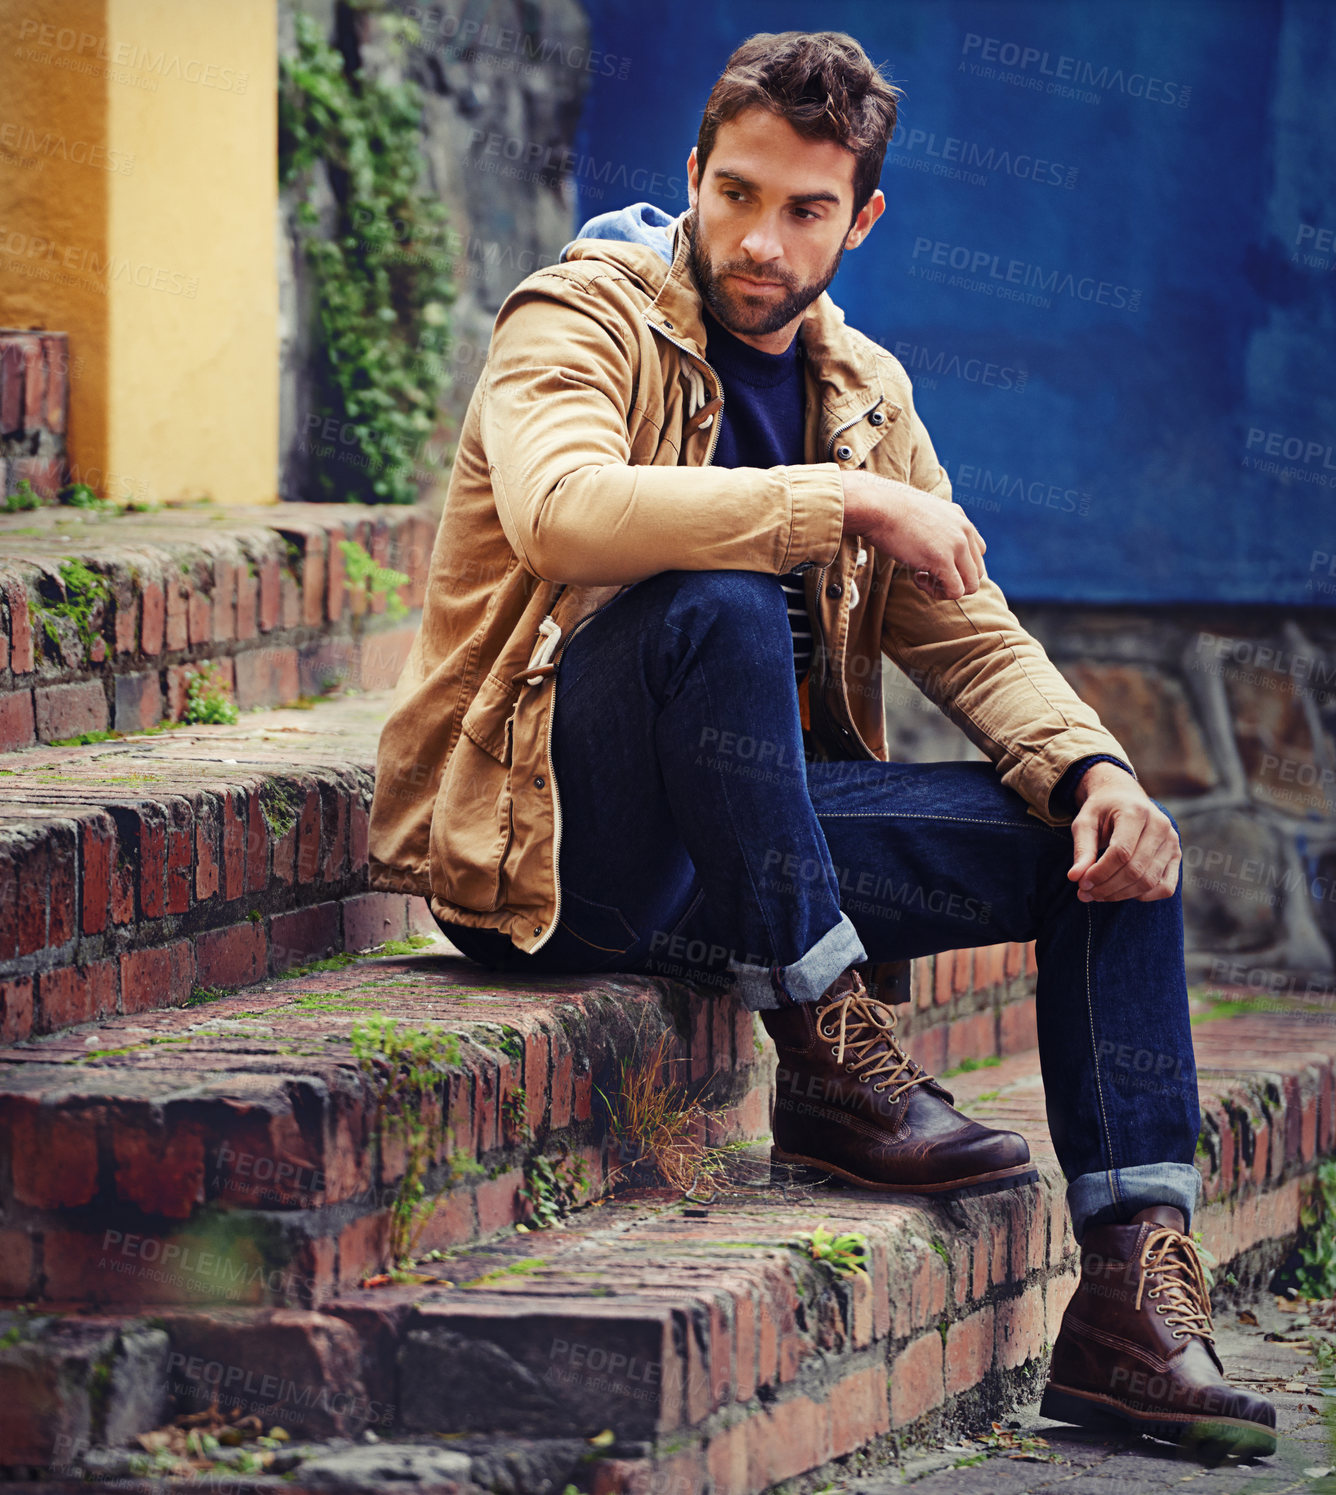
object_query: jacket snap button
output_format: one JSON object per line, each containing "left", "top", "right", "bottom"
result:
{"left": 869, "top": 410, "right": 885, "bottom": 425}
{"left": 835, "top": 443, "right": 853, "bottom": 461}
{"left": 826, "top": 581, "right": 843, "bottom": 598}
{"left": 533, "top": 926, "right": 542, "bottom": 936}
{"left": 534, "top": 776, "right": 545, "bottom": 789}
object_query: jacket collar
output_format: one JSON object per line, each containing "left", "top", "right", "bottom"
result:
{"left": 644, "top": 212, "right": 886, "bottom": 430}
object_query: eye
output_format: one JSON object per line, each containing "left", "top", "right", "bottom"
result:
{"left": 791, "top": 207, "right": 819, "bottom": 220}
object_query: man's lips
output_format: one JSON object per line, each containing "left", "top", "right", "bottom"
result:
{"left": 727, "top": 273, "right": 787, "bottom": 292}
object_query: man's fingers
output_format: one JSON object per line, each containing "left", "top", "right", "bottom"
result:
{"left": 1068, "top": 806, "right": 1102, "bottom": 884}
{"left": 1078, "top": 813, "right": 1149, "bottom": 898}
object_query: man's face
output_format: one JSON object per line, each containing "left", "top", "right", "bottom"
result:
{"left": 686, "top": 106, "right": 884, "bottom": 352}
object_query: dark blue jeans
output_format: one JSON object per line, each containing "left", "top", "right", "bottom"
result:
{"left": 439, "top": 570, "right": 1203, "bottom": 1236}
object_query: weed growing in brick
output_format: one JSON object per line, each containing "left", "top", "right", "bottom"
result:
{"left": 596, "top": 1025, "right": 733, "bottom": 1196}
{"left": 182, "top": 662, "right": 240, "bottom": 725}
{"left": 339, "top": 538, "right": 410, "bottom": 621}
{"left": 3, "top": 478, "right": 43, "bottom": 511}
{"left": 789, "top": 1224, "right": 869, "bottom": 1278}
{"left": 518, "top": 1148, "right": 589, "bottom": 1230}
{"left": 351, "top": 1014, "right": 461, "bottom": 1268}
{"left": 32, "top": 558, "right": 111, "bottom": 662}
{"left": 1288, "top": 1160, "right": 1336, "bottom": 1299}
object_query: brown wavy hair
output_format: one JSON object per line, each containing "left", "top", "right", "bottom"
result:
{"left": 697, "top": 32, "right": 902, "bottom": 216}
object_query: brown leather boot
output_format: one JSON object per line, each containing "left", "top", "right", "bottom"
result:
{"left": 1041, "top": 1205, "right": 1277, "bottom": 1459}
{"left": 760, "top": 966, "right": 1036, "bottom": 1194}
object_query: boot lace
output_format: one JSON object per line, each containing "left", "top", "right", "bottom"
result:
{"left": 817, "top": 978, "right": 935, "bottom": 1102}
{"left": 1134, "top": 1226, "right": 1215, "bottom": 1343}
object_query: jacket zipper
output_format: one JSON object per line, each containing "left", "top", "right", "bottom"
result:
{"left": 533, "top": 326, "right": 724, "bottom": 953}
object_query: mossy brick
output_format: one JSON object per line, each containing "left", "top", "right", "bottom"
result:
{"left": 326, "top": 529, "right": 346, "bottom": 623}
{"left": 995, "top": 1285, "right": 1046, "bottom": 1370}
{"left": 140, "top": 575, "right": 165, "bottom": 655}
{"left": 245, "top": 790, "right": 269, "bottom": 894}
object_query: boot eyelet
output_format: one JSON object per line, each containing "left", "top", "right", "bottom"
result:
{"left": 1172, "top": 1331, "right": 1185, "bottom": 1339}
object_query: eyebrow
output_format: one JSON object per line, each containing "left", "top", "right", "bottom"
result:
{"left": 710, "top": 168, "right": 843, "bottom": 207}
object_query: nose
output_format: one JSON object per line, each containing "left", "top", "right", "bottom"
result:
{"left": 739, "top": 214, "right": 784, "bottom": 265}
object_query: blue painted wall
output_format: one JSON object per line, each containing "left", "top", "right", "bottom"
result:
{"left": 573, "top": 0, "right": 1336, "bottom": 604}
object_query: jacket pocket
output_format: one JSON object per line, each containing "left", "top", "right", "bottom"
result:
{"left": 433, "top": 673, "right": 520, "bottom": 914}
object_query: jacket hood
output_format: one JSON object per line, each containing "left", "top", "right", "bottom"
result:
{"left": 560, "top": 200, "right": 676, "bottom": 266}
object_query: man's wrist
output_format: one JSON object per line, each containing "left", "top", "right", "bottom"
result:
{"left": 1072, "top": 757, "right": 1138, "bottom": 808}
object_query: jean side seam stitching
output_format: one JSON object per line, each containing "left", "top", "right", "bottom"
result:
{"left": 817, "top": 810, "right": 1061, "bottom": 834}
{"left": 1082, "top": 899, "right": 1118, "bottom": 1199}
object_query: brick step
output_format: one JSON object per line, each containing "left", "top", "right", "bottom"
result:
{"left": 2, "top": 1008, "right": 1331, "bottom": 1492}
{"left": 0, "top": 690, "right": 439, "bottom": 1040}
{"left": 0, "top": 502, "right": 435, "bottom": 752}
{"left": 0, "top": 949, "right": 773, "bottom": 1302}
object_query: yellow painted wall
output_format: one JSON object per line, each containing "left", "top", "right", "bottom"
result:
{"left": 0, "top": 0, "right": 112, "bottom": 484}
{"left": 0, "top": 0, "right": 277, "bottom": 504}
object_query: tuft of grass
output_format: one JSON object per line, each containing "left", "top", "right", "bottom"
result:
{"left": 941, "top": 1054, "right": 1001, "bottom": 1079}
{"left": 596, "top": 1025, "right": 732, "bottom": 1196}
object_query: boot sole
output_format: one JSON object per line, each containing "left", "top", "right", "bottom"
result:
{"left": 769, "top": 1147, "right": 1039, "bottom": 1197}
{"left": 1040, "top": 1382, "right": 1278, "bottom": 1460}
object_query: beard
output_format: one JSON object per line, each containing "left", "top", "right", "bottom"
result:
{"left": 687, "top": 210, "right": 846, "bottom": 338}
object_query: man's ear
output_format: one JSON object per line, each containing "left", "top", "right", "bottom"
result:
{"left": 687, "top": 147, "right": 699, "bottom": 209}
{"left": 845, "top": 188, "right": 885, "bottom": 250}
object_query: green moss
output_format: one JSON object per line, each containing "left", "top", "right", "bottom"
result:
{"left": 459, "top": 1257, "right": 544, "bottom": 1289}
{"left": 278, "top": 952, "right": 358, "bottom": 979}
{"left": 373, "top": 935, "right": 437, "bottom": 957}
{"left": 941, "top": 1054, "right": 1002, "bottom": 1078}
{"left": 31, "top": 558, "right": 112, "bottom": 661}
{"left": 258, "top": 780, "right": 303, "bottom": 839}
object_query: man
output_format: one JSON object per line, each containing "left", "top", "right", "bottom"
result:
{"left": 370, "top": 30, "right": 1275, "bottom": 1458}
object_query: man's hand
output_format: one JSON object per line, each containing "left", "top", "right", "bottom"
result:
{"left": 841, "top": 471, "right": 986, "bottom": 600}
{"left": 1068, "top": 762, "right": 1180, "bottom": 902}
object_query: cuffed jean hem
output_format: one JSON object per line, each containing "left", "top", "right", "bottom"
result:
{"left": 1067, "top": 1163, "right": 1204, "bottom": 1242}
{"left": 727, "top": 914, "right": 867, "bottom": 1012}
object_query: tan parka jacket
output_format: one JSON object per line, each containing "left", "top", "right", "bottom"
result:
{"left": 368, "top": 214, "right": 1133, "bottom": 952}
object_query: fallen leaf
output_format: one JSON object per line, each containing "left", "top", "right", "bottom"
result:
{"left": 360, "top": 1273, "right": 392, "bottom": 1289}
{"left": 1285, "top": 1380, "right": 1308, "bottom": 1392}
{"left": 1277, "top": 1297, "right": 1306, "bottom": 1312}
{"left": 1237, "top": 1309, "right": 1259, "bottom": 1325}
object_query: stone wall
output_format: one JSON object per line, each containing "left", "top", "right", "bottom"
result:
{"left": 277, "top": 0, "right": 591, "bottom": 502}
{"left": 883, "top": 604, "right": 1336, "bottom": 983}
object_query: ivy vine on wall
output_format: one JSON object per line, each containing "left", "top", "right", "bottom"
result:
{"left": 280, "top": 7, "right": 455, "bottom": 504}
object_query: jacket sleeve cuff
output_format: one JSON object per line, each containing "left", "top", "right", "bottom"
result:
{"left": 1048, "top": 754, "right": 1137, "bottom": 820}
{"left": 1005, "top": 730, "right": 1138, "bottom": 825}
{"left": 780, "top": 462, "right": 845, "bottom": 572}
